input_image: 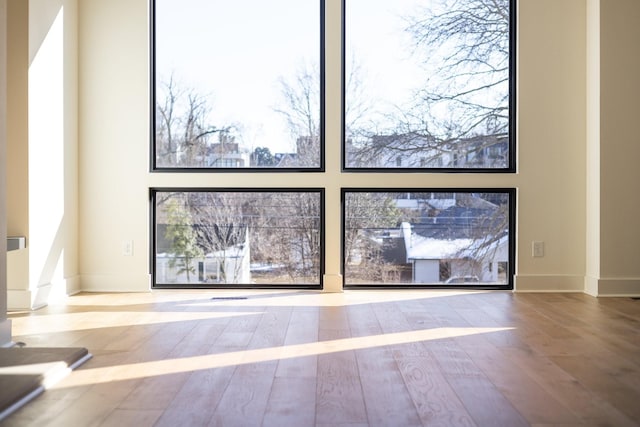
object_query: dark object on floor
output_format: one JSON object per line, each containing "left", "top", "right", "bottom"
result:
{"left": 0, "top": 346, "right": 91, "bottom": 422}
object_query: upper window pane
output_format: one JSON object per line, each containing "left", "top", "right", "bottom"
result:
{"left": 344, "top": 0, "right": 513, "bottom": 170}
{"left": 153, "top": 0, "right": 322, "bottom": 169}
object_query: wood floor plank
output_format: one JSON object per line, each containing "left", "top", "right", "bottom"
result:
{"left": 1, "top": 387, "right": 87, "bottom": 427}
{"left": 356, "top": 347, "right": 423, "bottom": 426}
{"left": 40, "top": 379, "right": 142, "bottom": 427}
{"left": 3, "top": 291, "right": 640, "bottom": 427}
{"left": 373, "top": 301, "right": 477, "bottom": 426}
{"left": 455, "top": 333, "right": 580, "bottom": 425}
{"left": 154, "top": 365, "right": 236, "bottom": 427}
{"left": 275, "top": 308, "right": 319, "bottom": 379}
{"left": 426, "top": 335, "right": 529, "bottom": 427}
{"left": 104, "top": 319, "right": 223, "bottom": 413}
{"left": 206, "top": 364, "right": 275, "bottom": 427}
{"left": 502, "top": 346, "right": 638, "bottom": 426}
{"left": 598, "top": 297, "right": 640, "bottom": 320}
{"left": 116, "top": 372, "right": 190, "bottom": 413}
{"left": 262, "top": 377, "right": 316, "bottom": 427}
{"left": 394, "top": 356, "right": 476, "bottom": 427}
{"left": 97, "top": 408, "right": 164, "bottom": 427}
{"left": 446, "top": 375, "right": 529, "bottom": 427}
{"left": 153, "top": 306, "right": 275, "bottom": 426}
{"left": 370, "top": 303, "right": 430, "bottom": 357}
{"left": 551, "top": 354, "right": 640, "bottom": 421}
{"left": 315, "top": 329, "right": 368, "bottom": 425}
{"left": 205, "top": 306, "right": 291, "bottom": 426}
{"left": 348, "top": 303, "right": 422, "bottom": 426}
{"left": 531, "top": 295, "right": 640, "bottom": 360}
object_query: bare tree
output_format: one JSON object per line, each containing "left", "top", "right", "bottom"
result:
{"left": 344, "top": 53, "right": 374, "bottom": 139}
{"left": 343, "top": 191, "right": 510, "bottom": 285}
{"left": 179, "top": 191, "right": 321, "bottom": 285}
{"left": 288, "top": 192, "right": 321, "bottom": 280}
{"left": 275, "top": 57, "right": 373, "bottom": 167}
{"left": 346, "top": 0, "right": 511, "bottom": 168}
{"left": 344, "top": 193, "right": 402, "bottom": 279}
{"left": 250, "top": 192, "right": 321, "bottom": 284}
{"left": 188, "top": 192, "right": 249, "bottom": 284}
{"left": 407, "top": 0, "right": 510, "bottom": 139}
{"left": 273, "top": 62, "right": 320, "bottom": 167}
{"left": 155, "top": 76, "right": 230, "bottom": 167}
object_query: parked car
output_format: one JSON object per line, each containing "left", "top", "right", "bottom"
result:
{"left": 445, "top": 275, "right": 480, "bottom": 284}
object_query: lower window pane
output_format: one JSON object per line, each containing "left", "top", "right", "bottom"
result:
{"left": 344, "top": 190, "right": 512, "bottom": 287}
{"left": 153, "top": 190, "right": 322, "bottom": 287}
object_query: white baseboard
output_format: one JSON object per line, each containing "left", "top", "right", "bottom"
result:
{"left": 8, "top": 276, "right": 83, "bottom": 311}
{"left": 65, "top": 275, "right": 82, "bottom": 296}
{"left": 514, "top": 275, "right": 584, "bottom": 293}
{"left": 516, "top": 275, "right": 640, "bottom": 297}
{"left": 591, "top": 277, "right": 640, "bottom": 297}
{"left": 7, "top": 284, "right": 51, "bottom": 311}
{"left": 322, "top": 274, "right": 344, "bottom": 293}
{"left": 79, "top": 273, "right": 151, "bottom": 292}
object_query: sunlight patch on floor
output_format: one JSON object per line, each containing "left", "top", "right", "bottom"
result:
{"left": 11, "top": 311, "right": 260, "bottom": 336}
{"left": 176, "top": 289, "right": 494, "bottom": 308}
{"left": 54, "top": 326, "right": 512, "bottom": 388}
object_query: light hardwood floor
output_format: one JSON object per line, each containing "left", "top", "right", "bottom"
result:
{"left": 4, "top": 290, "right": 640, "bottom": 426}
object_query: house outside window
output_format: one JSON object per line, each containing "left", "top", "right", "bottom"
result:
{"left": 343, "top": 190, "right": 514, "bottom": 288}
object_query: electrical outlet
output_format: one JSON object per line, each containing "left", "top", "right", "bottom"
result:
{"left": 532, "top": 241, "right": 544, "bottom": 257}
{"left": 122, "top": 240, "right": 134, "bottom": 256}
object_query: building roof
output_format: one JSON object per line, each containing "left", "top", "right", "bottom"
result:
{"left": 401, "top": 222, "right": 508, "bottom": 262}
{"left": 401, "top": 222, "right": 473, "bottom": 260}
{"left": 415, "top": 202, "right": 505, "bottom": 239}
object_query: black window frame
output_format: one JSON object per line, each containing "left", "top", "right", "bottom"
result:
{"left": 149, "top": 0, "right": 326, "bottom": 173}
{"left": 150, "top": 188, "right": 326, "bottom": 289}
{"left": 341, "top": 188, "right": 516, "bottom": 290}
{"left": 341, "top": 0, "right": 517, "bottom": 173}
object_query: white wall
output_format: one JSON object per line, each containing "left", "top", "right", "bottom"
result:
{"left": 5, "top": 0, "right": 29, "bottom": 309}
{"left": 6, "top": 0, "right": 80, "bottom": 310}
{"left": 29, "top": 0, "right": 79, "bottom": 304}
{"left": 78, "top": 0, "right": 150, "bottom": 291}
{"left": 585, "top": 0, "right": 600, "bottom": 295}
{"left": 514, "top": 0, "right": 587, "bottom": 291}
{"left": 0, "top": 0, "right": 13, "bottom": 344}
{"left": 590, "top": 0, "right": 640, "bottom": 295}
{"left": 76, "top": 0, "right": 595, "bottom": 293}
{"left": 72, "top": 0, "right": 640, "bottom": 296}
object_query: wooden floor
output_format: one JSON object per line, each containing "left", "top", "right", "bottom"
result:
{"left": 3, "top": 290, "right": 640, "bottom": 426}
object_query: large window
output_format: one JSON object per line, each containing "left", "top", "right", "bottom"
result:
{"left": 343, "top": 190, "right": 514, "bottom": 288}
{"left": 152, "top": 0, "right": 323, "bottom": 170}
{"left": 150, "top": 0, "right": 517, "bottom": 290}
{"left": 152, "top": 190, "right": 323, "bottom": 288}
{"left": 344, "top": 0, "right": 514, "bottom": 171}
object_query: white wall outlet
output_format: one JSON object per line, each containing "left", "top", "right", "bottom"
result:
{"left": 532, "top": 241, "right": 544, "bottom": 257}
{"left": 122, "top": 240, "right": 134, "bottom": 256}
